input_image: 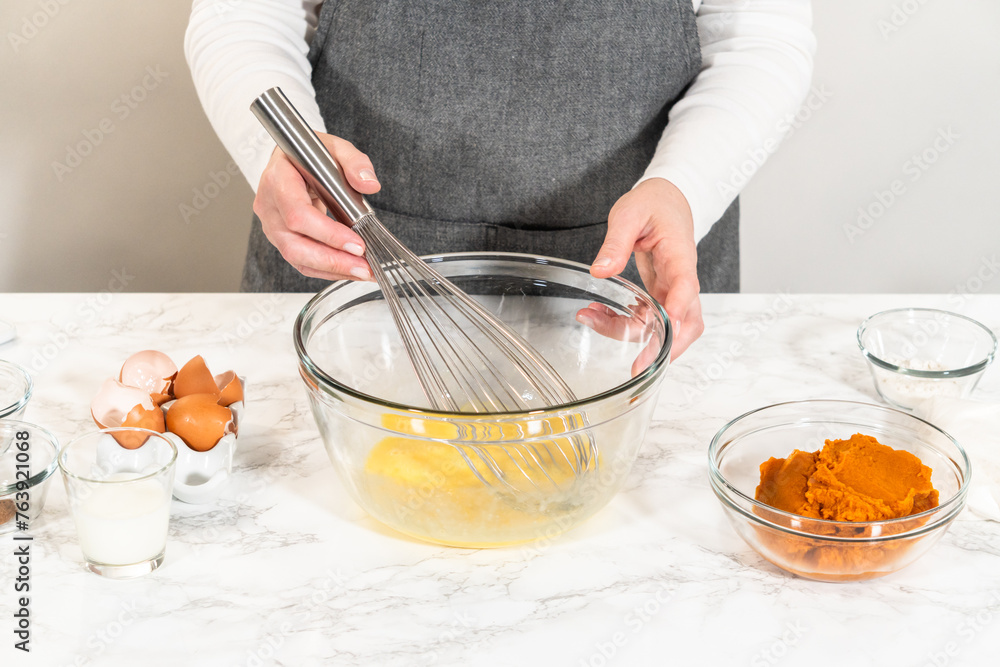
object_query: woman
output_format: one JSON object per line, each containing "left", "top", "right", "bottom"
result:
{"left": 186, "top": 0, "right": 815, "bottom": 358}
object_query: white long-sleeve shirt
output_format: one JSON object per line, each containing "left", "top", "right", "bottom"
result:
{"left": 185, "top": 0, "right": 815, "bottom": 243}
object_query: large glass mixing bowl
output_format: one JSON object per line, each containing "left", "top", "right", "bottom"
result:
{"left": 295, "top": 253, "right": 671, "bottom": 547}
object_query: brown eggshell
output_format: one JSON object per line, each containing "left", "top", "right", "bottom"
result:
{"left": 119, "top": 350, "right": 177, "bottom": 398}
{"left": 92, "top": 379, "right": 154, "bottom": 428}
{"left": 115, "top": 403, "right": 167, "bottom": 450}
{"left": 165, "top": 393, "right": 235, "bottom": 452}
{"left": 215, "top": 371, "right": 244, "bottom": 407}
{"left": 91, "top": 378, "right": 166, "bottom": 450}
{"left": 150, "top": 392, "right": 173, "bottom": 406}
{"left": 173, "top": 356, "right": 220, "bottom": 399}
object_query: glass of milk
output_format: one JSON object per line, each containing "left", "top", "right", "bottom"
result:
{"left": 58, "top": 428, "right": 177, "bottom": 578}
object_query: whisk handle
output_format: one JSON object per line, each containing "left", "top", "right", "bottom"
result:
{"left": 250, "top": 87, "right": 373, "bottom": 226}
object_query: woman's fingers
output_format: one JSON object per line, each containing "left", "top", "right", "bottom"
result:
{"left": 321, "top": 135, "right": 381, "bottom": 195}
{"left": 575, "top": 303, "right": 651, "bottom": 343}
{"left": 631, "top": 338, "right": 662, "bottom": 377}
{"left": 274, "top": 230, "right": 372, "bottom": 281}
{"left": 575, "top": 302, "right": 665, "bottom": 376}
{"left": 643, "top": 241, "right": 700, "bottom": 360}
{"left": 254, "top": 133, "right": 380, "bottom": 281}
{"left": 272, "top": 168, "right": 367, "bottom": 254}
{"left": 292, "top": 263, "right": 367, "bottom": 283}
{"left": 668, "top": 290, "right": 704, "bottom": 360}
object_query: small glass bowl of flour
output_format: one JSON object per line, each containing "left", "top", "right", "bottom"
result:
{"left": 858, "top": 308, "right": 997, "bottom": 410}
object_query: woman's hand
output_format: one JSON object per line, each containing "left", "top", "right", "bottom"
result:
{"left": 575, "top": 302, "right": 662, "bottom": 377}
{"left": 253, "top": 133, "right": 381, "bottom": 281}
{"left": 588, "top": 178, "right": 704, "bottom": 360}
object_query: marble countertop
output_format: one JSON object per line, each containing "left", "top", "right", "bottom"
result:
{"left": 2, "top": 292, "right": 999, "bottom": 666}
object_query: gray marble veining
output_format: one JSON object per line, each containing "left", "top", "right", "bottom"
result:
{"left": 0, "top": 293, "right": 998, "bottom": 666}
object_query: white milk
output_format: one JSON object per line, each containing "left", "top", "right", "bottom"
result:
{"left": 74, "top": 473, "right": 170, "bottom": 565}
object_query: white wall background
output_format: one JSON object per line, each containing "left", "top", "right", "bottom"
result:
{"left": 1, "top": 0, "right": 998, "bottom": 294}
{"left": 742, "top": 0, "right": 1000, "bottom": 294}
{"left": 1, "top": 2, "right": 251, "bottom": 292}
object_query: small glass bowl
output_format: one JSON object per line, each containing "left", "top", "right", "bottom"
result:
{"left": 857, "top": 308, "right": 997, "bottom": 410}
{"left": 0, "top": 420, "right": 60, "bottom": 535}
{"left": 708, "top": 400, "right": 969, "bottom": 582}
{"left": 0, "top": 360, "right": 32, "bottom": 420}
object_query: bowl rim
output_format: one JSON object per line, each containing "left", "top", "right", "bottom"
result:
{"left": 0, "top": 420, "right": 59, "bottom": 496}
{"left": 294, "top": 251, "right": 672, "bottom": 417}
{"left": 857, "top": 307, "right": 998, "bottom": 378}
{"left": 0, "top": 359, "right": 32, "bottom": 418}
{"left": 707, "top": 399, "right": 972, "bottom": 540}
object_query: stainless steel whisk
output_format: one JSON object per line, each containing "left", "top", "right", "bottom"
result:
{"left": 251, "top": 87, "right": 597, "bottom": 500}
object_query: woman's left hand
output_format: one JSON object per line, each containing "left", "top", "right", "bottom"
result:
{"left": 586, "top": 178, "right": 704, "bottom": 360}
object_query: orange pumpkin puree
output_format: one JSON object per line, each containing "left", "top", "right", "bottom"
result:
{"left": 750, "top": 434, "right": 941, "bottom": 580}
{"left": 755, "top": 433, "right": 939, "bottom": 521}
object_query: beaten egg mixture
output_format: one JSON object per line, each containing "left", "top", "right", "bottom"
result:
{"left": 362, "top": 413, "right": 591, "bottom": 547}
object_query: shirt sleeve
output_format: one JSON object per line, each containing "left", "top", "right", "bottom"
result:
{"left": 186, "top": 0, "right": 816, "bottom": 230}
{"left": 184, "top": 0, "right": 326, "bottom": 191}
{"left": 638, "top": 0, "right": 817, "bottom": 244}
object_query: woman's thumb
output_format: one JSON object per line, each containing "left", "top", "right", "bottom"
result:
{"left": 592, "top": 209, "right": 644, "bottom": 278}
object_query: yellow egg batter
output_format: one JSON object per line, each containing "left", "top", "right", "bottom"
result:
{"left": 362, "top": 413, "right": 595, "bottom": 547}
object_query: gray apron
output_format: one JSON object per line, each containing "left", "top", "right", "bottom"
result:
{"left": 242, "top": 0, "right": 740, "bottom": 293}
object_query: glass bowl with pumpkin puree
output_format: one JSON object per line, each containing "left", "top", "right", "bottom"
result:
{"left": 709, "top": 400, "right": 970, "bottom": 582}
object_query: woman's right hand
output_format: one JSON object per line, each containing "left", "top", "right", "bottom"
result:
{"left": 253, "top": 132, "right": 381, "bottom": 282}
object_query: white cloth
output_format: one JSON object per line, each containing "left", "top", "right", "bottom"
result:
{"left": 184, "top": 0, "right": 816, "bottom": 244}
{"left": 912, "top": 397, "right": 1000, "bottom": 522}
